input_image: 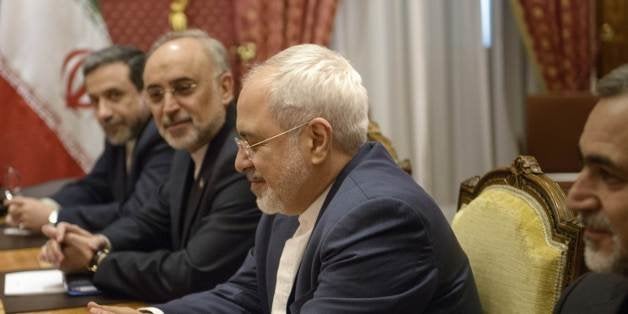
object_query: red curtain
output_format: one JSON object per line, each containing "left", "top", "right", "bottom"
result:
{"left": 101, "top": 0, "right": 338, "bottom": 84}
{"left": 513, "top": 0, "right": 595, "bottom": 91}
{"left": 234, "top": 0, "right": 338, "bottom": 67}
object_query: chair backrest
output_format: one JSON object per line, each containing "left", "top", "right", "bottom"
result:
{"left": 452, "top": 155, "right": 584, "bottom": 314}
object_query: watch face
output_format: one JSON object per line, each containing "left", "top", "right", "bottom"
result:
{"left": 48, "top": 210, "right": 58, "bottom": 224}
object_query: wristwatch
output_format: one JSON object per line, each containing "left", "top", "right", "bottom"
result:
{"left": 88, "top": 246, "right": 110, "bottom": 273}
{"left": 48, "top": 209, "right": 58, "bottom": 225}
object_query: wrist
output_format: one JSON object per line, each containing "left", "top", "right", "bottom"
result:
{"left": 87, "top": 240, "right": 111, "bottom": 273}
{"left": 40, "top": 198, "right": 60, "bottom": 225}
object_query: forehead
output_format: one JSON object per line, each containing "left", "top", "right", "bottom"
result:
{"left": 236, "top": 77, "right": 275, "bottom": 135}
{"left": 580, "top": 96, "right": 628, "bottom": 164}
{"left": 85, "top": 62, "right": 132, "bottom": 91}
{"left": 144, "top": 38, "right": 211, "bottom": 84}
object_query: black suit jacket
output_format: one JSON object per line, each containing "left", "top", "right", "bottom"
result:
{"left": 555, "top": 272, "right": 628, "bottom": 313}
{"left": 93, "top": 110, "right": 260, "bottom": 302}
{"left": 53, "top": 120, "right": 174, "bottom": 231}
{"left": 157, "top": 143, "right": 481, "bottom": 313}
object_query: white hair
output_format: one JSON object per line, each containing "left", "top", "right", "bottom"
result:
{"left": 244, "top": 44, "right": 369, "bottom": 153}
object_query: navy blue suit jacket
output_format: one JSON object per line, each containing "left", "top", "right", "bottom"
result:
{"left": 156, "top": 143, "right": 481, "bottom": 313}
{"left": 53, "top": 120, "right": 174, "bottom": 231}
{"left": 554, "top": 272, "right": 628, "bottom": 313}
{"left": 93, "top": 109, "right": 260, "bottom": 302}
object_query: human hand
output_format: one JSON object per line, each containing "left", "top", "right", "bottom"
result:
{"left": 87, "top": 302, "right": 142, "bottom": 314}
{"left": 5, "top": 196, "right": 54, "bottom": 231}
{"left": 40, "top": 223, "right": 108, "bottom": 273}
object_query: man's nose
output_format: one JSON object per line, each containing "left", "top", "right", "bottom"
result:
{"left": 234, "top": 147, "right": 253, "bottom": 174}
{"left": 566, "top": 170, "right": 600, "bottom": 215}
{"left": 96, "top": 102, "right": 113, "bottom": 121}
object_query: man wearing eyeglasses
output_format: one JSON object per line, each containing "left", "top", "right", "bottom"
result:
{"left": 4, "top": 46, "right": 174, "bottom": 233}
{"left": 88, "top": 44, "right": 481, "bottom": 313}
{"left": 39, "top": 30, "right": 260, "bottom": 302}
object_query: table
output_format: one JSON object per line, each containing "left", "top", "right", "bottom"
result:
{"left": 0, "top": 237, "right": 144, "bottom": 313}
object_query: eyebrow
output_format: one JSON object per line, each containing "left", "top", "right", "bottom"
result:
{"left": 583, "top": 154, "right": 615, "bottom": 167}
{"left": 580, "top": 153, "right": 625, "bottom": 178}
{"left": 145, "top": 77, "right": 195, "bottom": 89}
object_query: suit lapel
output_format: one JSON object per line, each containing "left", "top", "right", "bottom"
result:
{"left": 179, "top": 108, "right": 235, "bottom": 244}
{"left": 265, "top": 215, "right": 299, "bottom": 310}
{"left": 169, "top": 152, "right": 194, "bottom": 248}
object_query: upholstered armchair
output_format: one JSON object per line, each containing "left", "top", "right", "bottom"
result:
{"left": 452, "top": 156, "right": 584, "bottom": 313}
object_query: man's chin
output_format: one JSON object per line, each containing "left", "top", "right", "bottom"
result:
{"left": 106, "top": 133, "right": 131, "bottom": 145}
{"left": 164, "top": 133, "right": 199, "bottom": 151}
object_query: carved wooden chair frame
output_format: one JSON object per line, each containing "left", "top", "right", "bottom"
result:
{"left": 457, "top": 155, "right": 585, "bottom": 289}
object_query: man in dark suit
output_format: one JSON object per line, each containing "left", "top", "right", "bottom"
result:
{"left": 39, "top": 30, "right": 260, "bottom": 302}
{"left": 88, "top": 44, "right": 481, "bottom": 313}
{"left": 5, "top": 46, "right": 173, "bottom": 232}
{"left": 554, "top": 65, "right": 628, "bottom": 313}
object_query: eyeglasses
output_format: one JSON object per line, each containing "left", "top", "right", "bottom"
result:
{"left": 234, "top": 121, "right": 309, "bottom": 159}
{"left": 145, "top": 81, "right": 198, "bottom": 105}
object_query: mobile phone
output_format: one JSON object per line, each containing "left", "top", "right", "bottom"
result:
{"left": 64, "top": 273, "right": 102, "bottom": 296}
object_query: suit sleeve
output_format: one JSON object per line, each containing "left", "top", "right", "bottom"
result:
{"left": 154, "top": 249, "right": 262, "bottom": 314}
{"left": 93, "top": 167, "right": 260, "bottom": 302}
{"left": 299, "top": 199, "right": 438, "bottom": 314}
{"left": 51, "top": 142, "right": 113, "bottom": 206}
{"left": 57, "top": 137, "right": 173, "bottom": 231}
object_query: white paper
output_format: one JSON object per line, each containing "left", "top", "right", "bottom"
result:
{"left": 3, "top": 227, "right": 33, "bottom": 236}
{"left": 4, "top": 269, "right": 65, "bottom": 295}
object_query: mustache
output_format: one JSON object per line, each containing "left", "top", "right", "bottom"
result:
{"left": 577, "top": 213, "right": 612, "bottom": 232}
{"left": 244, "top": 169, "right": 262, "bottom": 182}
{"left": 161, "top": 115, "right": 192, "bottom": 128}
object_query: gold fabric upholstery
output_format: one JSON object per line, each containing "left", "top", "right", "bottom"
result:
{"left": 452, "top": 156, "right": 584, "bottom": 314}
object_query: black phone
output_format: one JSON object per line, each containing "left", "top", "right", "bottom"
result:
{"left": 64, "top": 273, "right": 101, "bottom": 296}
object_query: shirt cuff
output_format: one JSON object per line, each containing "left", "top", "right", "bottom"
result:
{"left": 138, "top": 307, "right": 164, "bottom": 314}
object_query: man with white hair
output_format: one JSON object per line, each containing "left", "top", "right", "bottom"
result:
{"left": 554, "top": 64, "right": 628, "bottom": 313}
{"left": 88, "top": 44, "right": 481, "bottom": 314}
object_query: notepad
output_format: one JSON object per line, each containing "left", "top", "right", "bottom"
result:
{"left": 4, "top": 269, "right": 65, "bottom": 295}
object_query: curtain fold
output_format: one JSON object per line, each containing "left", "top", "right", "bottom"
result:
{"left": 332, "top": 0, "right": 522, "bottom": 219}
{"left": 234, "top": 0, "right": 338, "bottom": 68}
{"left": 511, "top": 0, "right": 594, "bottom": 91}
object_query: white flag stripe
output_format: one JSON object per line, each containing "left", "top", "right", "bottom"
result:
{"left": 0, "top": 0, "right": 111, "bottom": 171}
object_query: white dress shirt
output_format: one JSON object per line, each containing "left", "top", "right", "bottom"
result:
{"left": 140, "top": 185, "right": 332, "bottom": 314}
{"left": 271, "top": 185, "right": 331, "bottom": 314}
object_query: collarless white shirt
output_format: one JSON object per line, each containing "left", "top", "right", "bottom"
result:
{"left": 271, "top": 185, "right": 331, "bottom": 314}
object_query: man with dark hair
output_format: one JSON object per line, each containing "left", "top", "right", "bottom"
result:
{"left": 5, "top": 45, "right": 174, "bottom": 232}
{"left": 40, "top": 30, "right": 260, "bottom": 303}
{"left": 87, "top": 44, "right": 480, "bottom": 314}
{"left": 554, "top": 64, "right": 628, "bottom": 313}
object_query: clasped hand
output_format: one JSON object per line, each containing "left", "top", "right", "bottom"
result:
{"left": 39, "top": 222, "right": 107, "bottom": 273}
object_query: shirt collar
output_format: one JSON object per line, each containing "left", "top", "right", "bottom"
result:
{"left": 298, "top": 184, "right": 332, "bottom": 231}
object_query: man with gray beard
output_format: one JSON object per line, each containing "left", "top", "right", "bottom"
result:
{"left": 87, "top": 43, "right": 480, "bottom": 314}
{"left": 39, "top": 30, "right": 260, "bottom": 303}
{"left": 554, "top": 64, "right": 628, "bottom": 313}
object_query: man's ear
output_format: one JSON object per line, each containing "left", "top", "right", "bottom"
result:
{"left": 218, "top": 71, "right": 234, "bottom": 106}
{"left": 306, "top": 117, "right": 333, "bottom": 165}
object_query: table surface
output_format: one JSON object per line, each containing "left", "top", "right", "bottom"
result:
{"left": 0, "top": 244, "right": 144, "bottom": 313}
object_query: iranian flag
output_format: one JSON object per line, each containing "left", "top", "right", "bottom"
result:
{"left": 0, "top": 0, "right": 111, "bottom": 187}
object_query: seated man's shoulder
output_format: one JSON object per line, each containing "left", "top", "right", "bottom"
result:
{"left": 557, "top": 272, "right": 628, "bottom": 314}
